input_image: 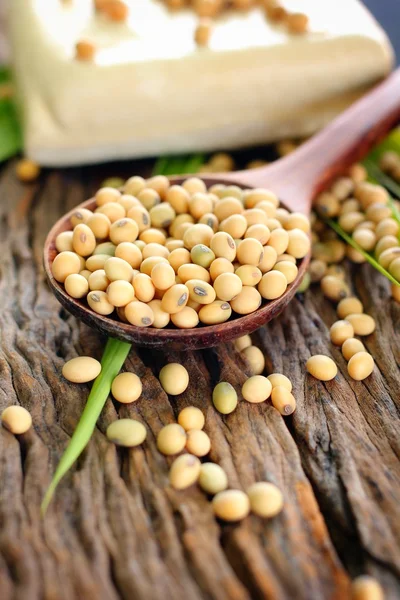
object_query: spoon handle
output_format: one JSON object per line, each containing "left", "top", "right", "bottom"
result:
{"left": 229, "top": 68, "right": 400, "bottom": 213}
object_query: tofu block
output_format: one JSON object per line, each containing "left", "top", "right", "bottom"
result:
{"left": 9, "top": 0, "right": 394, "bottom": 166}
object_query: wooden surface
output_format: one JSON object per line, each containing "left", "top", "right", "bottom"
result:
{"left": 0, "top": 160, "right": 400, "bottom": 600}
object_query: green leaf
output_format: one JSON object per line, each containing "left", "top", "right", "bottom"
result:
{"left": 41, "top": 338, "right": 131, "bottom": 515}
{"left": 0, "top": 98, "right": 22, "bottom": 161}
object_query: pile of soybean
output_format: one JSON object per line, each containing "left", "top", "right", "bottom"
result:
{"left": 52, "top": 176, "right": 310, "bottom": 329}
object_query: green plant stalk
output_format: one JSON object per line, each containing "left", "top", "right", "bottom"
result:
{"left": 41, "top": 338, "right": 131, "bottom": 515}
{"left": 326, "top": 218, "right": 400, "bottom": 287}
{"left": 42, "top": 153, "right": 206, "bottom": 514}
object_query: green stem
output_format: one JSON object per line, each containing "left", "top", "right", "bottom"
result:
{"left": 41, "top": 338, "right": 131, "bottom": 515}
{"left": 326, "top": 218, "right": 400, "bottom": 287}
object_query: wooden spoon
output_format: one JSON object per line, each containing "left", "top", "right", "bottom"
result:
{"left": 44, "top": 69, "right": 400, "bottom": 350}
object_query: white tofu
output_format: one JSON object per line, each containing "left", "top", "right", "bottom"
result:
{"left": 9, "top": 0, "right": 393, "bottom": 166}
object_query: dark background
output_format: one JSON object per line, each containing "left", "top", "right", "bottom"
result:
{"left": 364, "top": 0, "right": 399, "bottom": 62}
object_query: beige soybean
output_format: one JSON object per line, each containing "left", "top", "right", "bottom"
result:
{"left": 124, "top": 175, "right": 145, "bottom": 196}
{"left": 190, "top": 244, "right": 215, "bottom": 268}
{"left": 209, "top": 257, "right": 235, "bottom": 280}
{"left": 337, "top": 297, "right": 363, "bottom": 319}
{"left": 157, "top": 423, "right": 187, "bottom": 455}
{"left": 376, "top": 217, "right": 399, "bottom": 239}
{"left": 267, "top": 229, "right": 289, "bottom": 255}
{"left": 79, "top": 269, "right": 91, "bottom": 281}
{"left": 107, "top": 280, "right": 135, "bottom": 307}
{"left": 242, "top": 346, "right": 265, "bottom": 376}
{"left": 247, "top": 482, "right": 284, "bottom": 518}
{"left": 245, "top": 223, "right": 270, "bottom": 245}
{"left": 266, "top": 217, "right": 283, "bottom": 232}
{"left": 151, "top": 262, "right": 175, "bottom": 290}
{"left": 87, "top": 290, "right": 114, "bottom": 315}
{"left": 346, "top": 313, "right": 376, "bottom": 336}
{"left": 350, "top": 575, "right": 384, "bottom": 600}
{"left": 161, "top": 284, "right": 189, "bottom": 314}
{"left": 115, "top": 242, "right": 142, "bottom": 269}
{"left": 286, "top": 228, "right": 310, "bottom": 259}
{"left": 186, "top": 279, "right": 216, "bottom": 304}
{"left": 214, "top": 197, "right": 243, "bottom": 222}
{"left": 169, "top": 454, "right": 201, "bottom": 490}
{"left": 86, "top": 213, "right": 111, "bottom": 239}
{"left": 1, "top": 406, "right": 32, "bottom": 434}
{"left": 159, "top": 363, "right": 189, "bottom": 395}
{"left": 188, "top": 192, "right": 213, "bottom": 219}
{"left": 118, "top": 194, "right": 140, "bottom": 212}
{"left": 104, "top": 257, "right": 133, "bottom": 282}
{"left": 88, "top": 269, "right": 109, "bottom": 291}
{"left": 183, "top": 224, "right": 214, "bottom": 249}
{"left": 320, "top": 276, "right": 350, "bottom": 302}
{"left": 210, "top": 231, "right": 236, "bottom": 262}
{"left": 273, "top": 261, "right": 298, "bottom": 284}
{"left": 243, "top": 208, "right": 268, "bottom": 227}
{"left": 70, "top": 208, "right": 93, "bottom": 228}
{"left": 166, "top": 185, "right": 190, "bottom": 214}
{"left": 182, "top": 177, "right": 207, "bottom": 195}
{"left": 213, "top": 273, "right": 242, "bottom": 301}
{"left": 148, "top": 299, "right": 170, "bottom": 328}
{"left": 389, "top": 256, "right": 400, "bottom": 281}
{"left": 145, "top": 175, "right": 170, "bottom": 199}
{"left": 64, "top": 273, "right": 89, "bottom": 298}
{"left": 230, "top": 286, "right": 261, "bottom": 314}
{"left": 93, "top": 241, "right": 116, "bottom": 256}
{"left": 352, "top": 228, "right": 376, "bottom": 251}
{"left": 379, "top": 247, "right": 400, "bottom": 269}
{"left": 342, "top": 338, "right": 366, "bottom": 361}
{"left": 111, "top": 372, "right": 142, "bottom": 403}
{"left": 235, "top": 264, "right": 262, "bottom": 286}
{"left": 242, "top": 375, "right": 272, "bottom": 403}
{"left": 306, "top": 355, "right": 337, "bottom": 381}
{"left": 142, "top": 242, "right": 169, "bottom": 260}
{"left": 348, "top": 352, "right": 374, "bottom": 381}
{"left": 95, "top": 187, "right": 120, "bottom": 206}
{"left": 178, "top": 263, "right": 210, "bottom": 283}
{"left": 199, "top": 212, "right": 219, "bottom": 232}
{"left": 271, "top": 386, "right": 296, "bottom": 415}
{"left": 220, "top": 214, "right": 247, "bottom": 238}
{"left": 168, "top": 248, "right": 191, "bottom": 273}
{"left": 137, "top": 188, "right": 160, "bottom": 210}
{"left": 375, "top": 235, "right": 399, "bottom": 257}
{"left": 166, "top": 239, "right": 184, "bottom": 251}
{"left": 171, "top": 306, "right": 199, "bottom": 328}
{"left": 258, "top": 270, "right": 287, "bottom": 300}
{"left": 170, "top": 213, "right": 194, "bottom": 238}
{"left": 198, "top": 301, "right": 232, "bottom": 324}
{"left": 106, "top": 419, "right": 147, "bottom": 447}
{"left": 267, "top": 373, "right": 292, "bottom": 392}
{"left": 150, "top": 202, "right": 176, "bottom": 228}
{"left": 244, "top": 189, "right": 278, "bottom": 209}
{"left": 85, "top": 254, "right": 110, "bottom": 271}
{"left": 236, "top": 238, "right": 264, "bottom": 267}
{"left": 56, "top": 231, "right": 74, "bottom": 253}
{"left": 109, "top": 218, "right": 139, "bottom": 244}
{"left": 178, "top": 406, "right": 205, "bottom": 431}
{"left": 125, "top": 300, "right": 154, "bottom": 327}
{"left": 127, "top": 206, "right": 150, "bottom": 232}
{"left": 199, "top": 463, "right": 228, "bottom": 495}
{"left": 330, "top": 320, "right": 354, "bottom": 346}
{"left": 212, "top": 490, "right": 250, "bottom": 522}
{"left": 62, "top": 356, "right": 102, "bottom": 383}
{"left": 212, "top": 382, "right": 238, "bottom": 414}
{"left": 186, "top": 429, "right": 211, "bottom": 457}
{"left": 258, "top": 246, "right": 278, "bottom": 273}
{"left": 52, "top": 251, "right": 81, "bottom": 282}
{"left": 96, "top": 202, "right": 126, "bottom": 223}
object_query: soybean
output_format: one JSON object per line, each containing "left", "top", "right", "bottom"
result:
{"left": 212, "top": 490, "right": 250, "bottom": 522}
{"left": 242, "top": 345, "right": 265, "bottom": 375}
{"left": 1, "top": 406, "right": 32, "bottom": 434}
{"left": 348, "top": 352, "right": 374, "bottom": 381}
{"left": 111, "top": 372, "right": 142, "bottom": 403}
{"left": 159, "top": 363, "right": 189, "bottom": 395}
{"left": 247, "top": 482, "right": 283, "bottom": 518}
{"left": 330, "top": 320, "right": 354, "bottom": 346}
{"left": 199, "top": 463, "right": 228, "bottom": 495}
{"left": 157, "top": 423, "right": 187, "bottom": 455}
{"left": 271, "top": 386, "right": 296, "bottom": 415}
{"left": 242, "top": 375, "right": 272, "bottom": 403}
{"left": 306, "top": 355, "right": 337, "bottom": 381}
{"left": 178, "top": 406, "right": 205, "bottom": 431}
{"left": 169, "top": 453, "right": 201, "bottom": 489}
{"left": 106, "top": 419, "right": 147, "bottom": 447}
{"left": 342, "top": 338, "right": 365, "bottom": 361}
{"left": 186, "top": 429, "right": 211, "bottom": 457}
{"left": 212, "top": 382, "right": 238, "bottom": 414}
{"left": 62, "top": 356, "right": 102, "bottom": 383}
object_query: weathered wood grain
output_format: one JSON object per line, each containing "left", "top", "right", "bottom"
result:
{"left": 0, "top": 161, "right": 399, "bottom": 599}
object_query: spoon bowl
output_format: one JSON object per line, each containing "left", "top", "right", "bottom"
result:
{"left": 44, "top": 70, "right": 400, "bottom": 350}
{"left": 44, "top": 182, "right": 309, "bottom": 350}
